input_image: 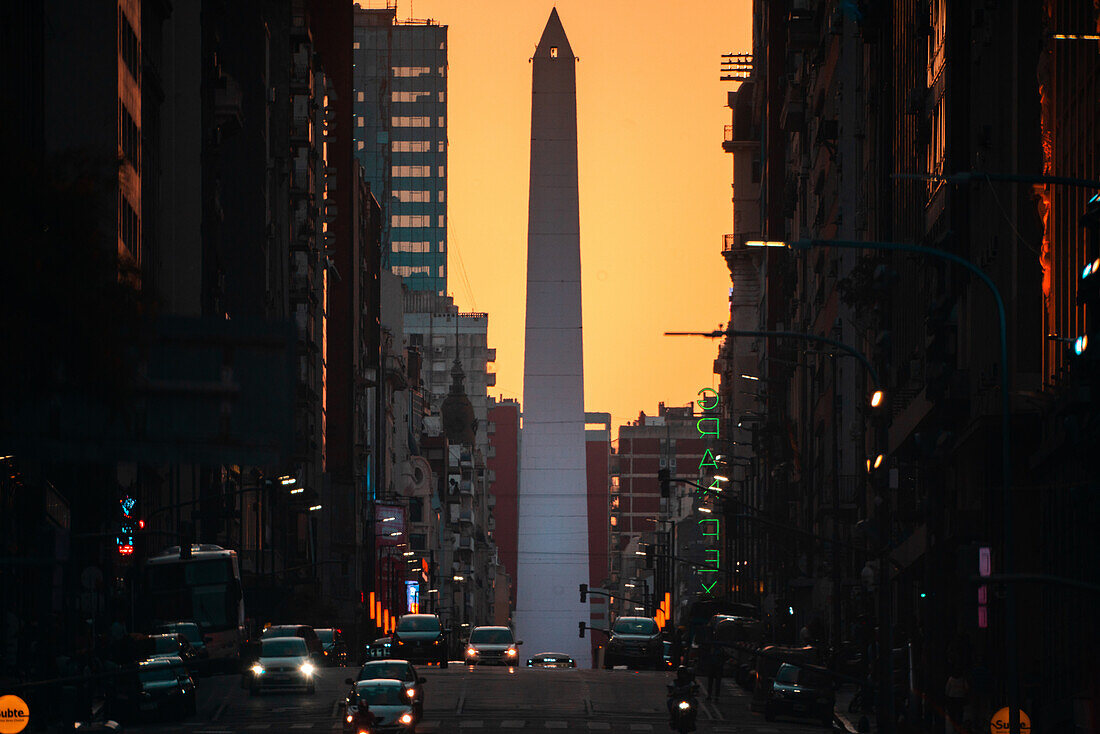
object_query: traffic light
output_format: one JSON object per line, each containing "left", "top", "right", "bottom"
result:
{"left": 579, "top": 583, "right": 588, "bottom": 602}
{"left": 578, "top": 622, "right": 586, "bottom": 638}
{"left": 658, "top": 468, "right": 671, "bottom": 498}
{"left": 644, "top": 544, "right": 655, "bottom": 569}
{"left": 117, "top": 495, "right": 137, "bottom": 558}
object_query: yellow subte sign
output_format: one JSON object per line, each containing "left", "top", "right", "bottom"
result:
{"left": 990, "top": 707, "right": 1031, "bottom": 734}
{"left": 0, "top": 695, "right": 30, "bottom": 734}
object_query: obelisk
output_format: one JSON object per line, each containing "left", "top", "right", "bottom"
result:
{"left": 515, "top": 8, "right": 591, "bottom": 668}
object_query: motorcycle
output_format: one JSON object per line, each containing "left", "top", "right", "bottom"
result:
{"left": 666, "top": 679, "right": 700, "bottom": 733}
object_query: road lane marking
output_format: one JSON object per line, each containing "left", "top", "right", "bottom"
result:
{"left": 213, "top": 700, "right": 228, "bottom": 721}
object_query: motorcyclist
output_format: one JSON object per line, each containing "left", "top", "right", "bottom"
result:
{"left": 666, "top": 665, "right": 700, "bottom": 731}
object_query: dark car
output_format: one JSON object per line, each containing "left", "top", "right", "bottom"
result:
{"left": 261, "top": 624, "right": 324, "bottom": 659}
{"left": 765, "top": 663, "right": 835, "bottom": 727}
{"left": 463, "top": 626, "right": 521, "bottom": 666}
{"left": 364, "top": 636, "right": 394, "bottom": 662}
{"left": 391, "top": 615, "right": 448, "bottom": 668}
{"left": 603, "top": 616, "right": 663, "bottom": 670}
{"left": 526, "top": 651, "right": 576, "bottom": 668}
{"left": 345, "top": 659, "right": 425, "bottom": 720}
{"left": 317, "top": 628, "right": 349, "bottom": 666}
{"left": 152, "top": 622, "right": 208, "bottom": 662}
{"left": 110, "top": 656, "right": 196, "bottom": 721}
{"left": 344, "top": 679, "right": 417, "bottom": 734}
{"left": 750, "top": 645, "right": 821, "bottom": 712}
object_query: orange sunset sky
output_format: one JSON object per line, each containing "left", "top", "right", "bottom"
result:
{"left": 396, "top": 0, "right": 753, "bottom": 430}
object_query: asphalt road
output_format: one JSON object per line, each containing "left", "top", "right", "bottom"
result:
{"left": 120, "top": 662, "right": 834, "bottom": 734}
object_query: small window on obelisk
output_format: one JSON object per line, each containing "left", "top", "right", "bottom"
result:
{"left": 550, "top": 47, "right": 558, "bottom": 58}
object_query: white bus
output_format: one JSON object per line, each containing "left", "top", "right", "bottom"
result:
{"left": 142, "top": 544, "right": 246, "bottom": 666}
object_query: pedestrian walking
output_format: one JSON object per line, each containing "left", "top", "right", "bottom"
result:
{"left": 944, "top": 670, "right": 969, "bottom": 734}
{"left": 703, "top": 638, "right": 728, "bottom": 701}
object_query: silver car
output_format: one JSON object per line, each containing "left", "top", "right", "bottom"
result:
{"left": 248, "top": 637, "right": 317, "bottom": 695}
{"left": 463, "top": 626, "right": 522, "bottom": 666}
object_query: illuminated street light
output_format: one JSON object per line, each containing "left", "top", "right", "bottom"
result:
{"left": 381, "top": 516, "right": 397, "bottom": 522}
{"left": 279, "top": 476, "right": 296, "bottom": 485}
{"left": 290, "top": 487, "right": 304, "bottom": 495}
{"left": 698, "top": 507, "right": 712, "bottom": 514}
{"left": 740, "top": 373, "right": 761, "bottom": 381}
{"left": 453, "top": 575, "right": 465, "bottom": 581}
{"left": 713, "top": 474, "right": 729, "bottom": 482}
{"left": 870, "top": 389, "right": 885, "bottom": 408}
{"left": 308, "top": 504, "right": 322, "bottom": 512}
{"left": 388, "top": 532, "right": 401, "bottom": 537}
{"left": 744, "top": 240, "right": 789, "bottom": 248}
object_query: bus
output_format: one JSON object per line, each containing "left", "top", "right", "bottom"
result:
{"left": 141, "top": 544, "right": 245, "bottom": 667}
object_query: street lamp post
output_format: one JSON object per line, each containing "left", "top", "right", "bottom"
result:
{"left": 747, "top": 236, "right": 1018, "bottom": 734}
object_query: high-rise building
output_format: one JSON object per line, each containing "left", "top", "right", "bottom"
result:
{"left": 353, "top": 6, "right": 448, "bottom": 294}
{"left": 487, "top": 398, "right": 520, "bottom": 613}
{"left": 516, "top": 8, "right": 590, "bottom": 668}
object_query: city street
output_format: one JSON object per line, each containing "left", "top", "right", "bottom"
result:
{"left": 121, "top": 663, "right": 832, "bottom": 734}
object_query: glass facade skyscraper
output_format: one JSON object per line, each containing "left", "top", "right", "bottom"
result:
{"left": 353, "top": 8, "right": 447, "bottom": 294}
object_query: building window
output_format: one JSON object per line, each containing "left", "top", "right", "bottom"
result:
{"left": 393, "top": 66, "right": 431, "bottom": 77}
{"left": 353, "top": 41, "right": 361, "bottom": 50}
{"left": 392, "top": 215, "right": 432, "bottom": 228}
{"left": 392, "top": 91, "right": 431, "bottom": 103}
{"left": 437, "top": 116, "right": 445, "bottom": 127}
{"left": 357, "top": 91, "right": 364, "bottom": 102}
{"left": 438, "top": 215, "right": 445, "bottom": 227}
{"left": 408, "top": 498, "right": 423, "bottom": 523}
{"left": 392, "top": 241, "right": 431, "bottom": 253}
{"left": 392, "top": 116, "right": 431, "bottom": 127}
{"left": 357, "top": 116, "right": 364, "bottom": 127}
{"left": 392, "top": 265, "right": 432, "bottom": 277}
{"left": 357, "top": 141, "right": 364, "bottom": 151}
{"left": 438, "top": 190, "right": 445, "bottom": 202}
{"left": 550, "top": 47, "right": 558, "bottom": 58}
{"left": 392, "top": 190, "right": 431, "bottom": 202}
{"left": 392, "top": 165, "right": 432, "bottom": 177}
{"left": 392, "top": 140, "right": 431, "bottom": 152}
{"left": 438, "top": 166, "right": 445, "bottom": 177}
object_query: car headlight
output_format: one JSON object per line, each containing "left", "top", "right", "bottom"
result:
{"left": 300, "top": 662, "right": 315, "bottom": 676}
{"left": 678, "top": 701, "right": 691, "bottom": 710}
{"left": 466, "top": 647, "right": 478, "bottom": 656}
{"left": 346, "top": 715, "right": 353, "bottom": 723}
{"left": 251, "top": 664, "right": 265, "bottom": 675}
{"left": 406, "top": 688, "right": 416, "bottom": 699}
{"left": 505, "top": 648, "right": 517, "bottom": 657}
{"left": 399, "top": 712, "right": 414, "bottom": 725}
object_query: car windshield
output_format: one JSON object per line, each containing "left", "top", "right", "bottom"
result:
{"left": 317, "top": 629, "right": 334, "bottom": 643}
{"left": 356, "top": 684, "right": 407, "bottom": 706}
{"left": 151, "top": 635, "right": 180, "bottom": 653}
{"left": 396, "top": 616, "right": 440, "bottom": 633}
{"left": 261, "top": 638, "right": 307, "bottom": 657}
{"left": 469, "top": 628, "right": 513, "bottom": 644}
{"left": 775, "top": 664, "right": 801, "bottom": 685}
{"left": 612, "top": 619, "right": 658, "bottom": 635}
{"left": 359, "top": 663, "right": 410, "bottom": 681}
{"left": 138, "top": 662, "right": 179, "bottom": 684}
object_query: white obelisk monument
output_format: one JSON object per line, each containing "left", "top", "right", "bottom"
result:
{"left": 515, "top": 8, "right": 591, "bottom": 668}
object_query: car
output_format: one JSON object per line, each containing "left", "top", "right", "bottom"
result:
{"left": 464, "top": 626, "right": 522, "bottom": 666}
{"left": 317, "top": 628, "right": 349, "bottom": 666}
{"left": 391, "top": 614, "right": 447, "bottom": 668}
{"left": 152, "top": 622, "right": 209, "bottom": 662}
{"left": 603, "top": 616, "right": 663, "bottom": 670}
{"left": 110, "top": 656, "right": 196, "bottom": 721}
{"left": 345, "top": 659, "right": 425, "bottom": 721}
{"left": 261, "top": 624, "right": 324, "bottom": 659}
{"left": 248, "top": 637, "right": 317, "bottom": 695}
{"left": 344, "top": 679, "right": 417, "bottom": 734}
{"left": 764, "top": 663, "right": 835, "bottom": 727}
{"left": 749, "top": 644, "right": 820, "bottom": 712}
{"left": 364, "top": 636, "right": 394, "bottom": 661}
{"left": 525, "top": 651, "right": 576, "bottom": 668}
{"left": 147, "top": 633, "right": 201, "bottom": 670}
